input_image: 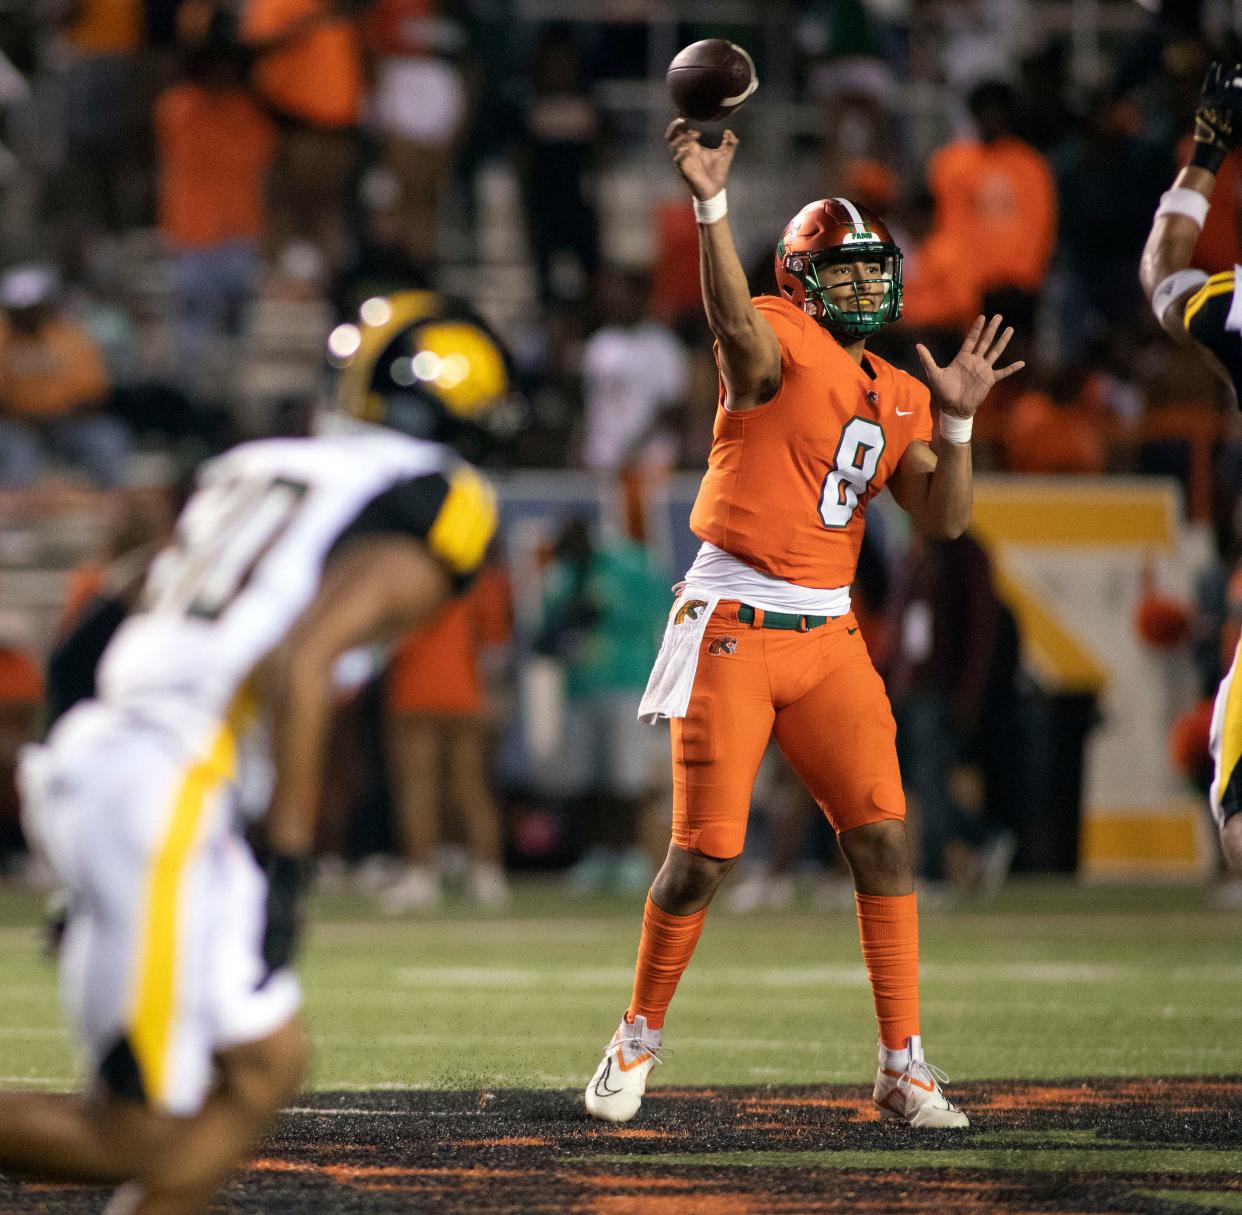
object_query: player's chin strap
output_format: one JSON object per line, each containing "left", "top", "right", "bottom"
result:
{"left": 1152, "top": 268, "right": 1209, "bottom": 327}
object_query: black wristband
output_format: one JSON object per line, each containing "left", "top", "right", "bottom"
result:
{"left": 260, "top": 850, "right": 313, "bottom": 982}
{"left": 266, "top": 850, "right": 313, "bottom": 900}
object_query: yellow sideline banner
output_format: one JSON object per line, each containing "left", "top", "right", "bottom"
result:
{"left": 970, "top": 476, "right": 1207, "bottom": 880}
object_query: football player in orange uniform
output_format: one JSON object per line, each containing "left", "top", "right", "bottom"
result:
{"left": 1140, "top": 62, "right": 1242, "bottom": 872}
{"left": 584, "top": 120, "right": 1023, "bottom": 1128}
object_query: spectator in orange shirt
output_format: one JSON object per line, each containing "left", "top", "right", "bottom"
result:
{"left": 0, "top": 615, "right": 43, "bottom": 873}
{"left": 0, "top": 267, "right": 130, "bottom": 488}
{"left": 240, "top": 0, "right": 365, "bottom": 270}
{"left": 379, "top": 562, "right": 512, "bottom": 912}
{"left": 898, "top": 192, "right": 983, "bottom": 344}
{"left": 156, "top": 26, "right": 276, "bottom": 396}
{"left": 926, "top": 81, "right": 1057, "bottom": 347}
{"left": 1003, "top": 365, "right": 1107, "bottom": 475}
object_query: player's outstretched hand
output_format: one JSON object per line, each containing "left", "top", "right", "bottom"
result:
{"left": 1193, "top": 61, "right": 1242, "bottom": 174}
{"left": 666, "top": 117, "right": 738, "bottom": 201}
{"left": 916, "top": 315, "right": 1024, "bottom": 418}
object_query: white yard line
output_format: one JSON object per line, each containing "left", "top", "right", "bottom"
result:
{"left": 376, "top": 962, "right": 1242, "bottom": 990}
{"left": 284, "top": 1105, "right": 494, "bottom": 1118}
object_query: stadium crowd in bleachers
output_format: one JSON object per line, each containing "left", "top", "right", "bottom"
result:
{"left": 0, "top": 0, "right": 1238, "bottom": 900}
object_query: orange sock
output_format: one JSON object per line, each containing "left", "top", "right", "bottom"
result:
{"left": 626, "top": 895, "right": 707, "bottom": 1030}
{"left": 855, "top": 892, "right": 920, "bottom": 1050}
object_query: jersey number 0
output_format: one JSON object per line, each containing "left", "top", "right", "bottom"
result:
{"left": 818, "top": 417, "right": 886, "bottom": 528}
{"left": 145, "top": 476, "right": 310, "bottom": 620}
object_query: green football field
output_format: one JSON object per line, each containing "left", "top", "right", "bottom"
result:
{"left": 0, "top": 878, "right": 1237, "bottom": 1092}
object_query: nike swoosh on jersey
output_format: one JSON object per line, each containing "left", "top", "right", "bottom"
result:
{"left": 896, "top": 408, "right": 914, "bottom": 416}
{"left": 594, "top": 1058, "right": 623, "bottom": 1097}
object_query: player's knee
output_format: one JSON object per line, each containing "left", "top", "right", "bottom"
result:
{"left": 222, "top": 1021, "right": 307, "bottom": 1118}
{"left": 838, "top": 819, "right": 911, "bottom": 892}
{"left": 651, "top": 845, "right": 738, "bottom": 913}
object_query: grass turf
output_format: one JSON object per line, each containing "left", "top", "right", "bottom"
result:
{"left": 0, "top": 878, "right": 1237, "bottom": 1093}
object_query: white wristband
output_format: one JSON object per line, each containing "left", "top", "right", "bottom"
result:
{"left": 1155, "top": 187, "right": 1210, "bottom": 230}
{"left": 693, "top": 190, "right": 727, "bottom": 224}
{"left": 939, "top": 411, "right": 973, "bottom": 445}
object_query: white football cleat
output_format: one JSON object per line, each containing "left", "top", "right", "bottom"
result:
{"left": 584, "top": 1014, "right": 662, "bottom": 1123}
{"left": 378, "top": 864, "right": 442, "bottom": 914}
{"left": 873, "top": 1035, "right": 969, "bottom": 1128}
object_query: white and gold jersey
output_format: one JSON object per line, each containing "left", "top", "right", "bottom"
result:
{"left": 22, "top": 426, "right": 498, "bottom": 1117}
{"left": 96, "top": 427, "right": 496, "bottom": 759}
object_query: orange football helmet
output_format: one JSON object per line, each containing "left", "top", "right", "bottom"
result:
{"left": 774, "top": 197, "right": 903, "bottom": 341}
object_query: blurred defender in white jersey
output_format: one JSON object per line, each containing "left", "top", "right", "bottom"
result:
{"left": 1140, "top": 63, "right": 1242, "bottom": 871}
{"left": 0, "top": 291, "right": 511, "bottom": 1214}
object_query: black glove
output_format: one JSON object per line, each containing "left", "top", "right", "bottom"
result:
{"left": 1192, "top": 61, "right": 1242, "bottom": 173}
{"left": 260, "top": 850, "right": 313, "bottom": 985}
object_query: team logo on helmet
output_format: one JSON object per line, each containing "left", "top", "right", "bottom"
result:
{"left": 773, "top": 198, "right": 903, "bottom": 342}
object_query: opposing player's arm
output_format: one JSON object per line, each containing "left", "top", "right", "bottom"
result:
{"left": 1138, "top": 165, "right": 1215, "bottom": 342}
{"left": 263, "top": 537, "right": 452, "bottom": 856}
{"left": 666, "top": 119, "right": 780, "bottom": 410}
{"left": 263, "top": 465, "right": 497, "bottom": 856}
{"left": 1140, "top": 62, "right": 1242, "bottom": 342}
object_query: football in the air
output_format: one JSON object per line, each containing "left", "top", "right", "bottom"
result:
{"left": 666, "top": 39, "right": 758, "bottom": 124}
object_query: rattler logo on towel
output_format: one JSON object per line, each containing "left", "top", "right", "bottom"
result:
{"left": 674, "top": 599, "right": 708, "bottom": 625}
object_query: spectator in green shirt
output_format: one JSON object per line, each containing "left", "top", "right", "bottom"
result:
{"left": 536, "top": 517, "right": 670, "bottom": 893}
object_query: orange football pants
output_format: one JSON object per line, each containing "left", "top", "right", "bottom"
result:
{"left": 671, "top": 602, "right": 906, "bottom": 858}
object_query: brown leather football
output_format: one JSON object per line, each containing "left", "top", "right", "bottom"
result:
{"left": 666, "top": 39, "right": 757, "bottom": 124}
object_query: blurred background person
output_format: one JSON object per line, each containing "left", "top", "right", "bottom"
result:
{"left": 0, "top": 613, "right": 41, "bottom": 878}
{"left": 49, "top": 0, "right": 146, "bottom": 243}
{"left": 0, "top": 265, "right": 130, "bottom": 488}
{"left": 380, "top": 558, "right": 514, "bottom": 913}
{"left": 517, "top": 25, "right": 604, "bottom": 309}
{"left": 155, "top": 20, "right": 275, "bottom": 401}
{"left": 1003, "top": 363, "right": 1109, "bottom": 475}
{"left": 380, "top": 554, "right": 511, "bottom": 904}
{"left": 240, "top": 0, "right": 365, "bottom": 272}
{"left": 925, "top": 80, "right": 1057, "bottom": 351}
{"left": 364, "top": 0, "right": 473, "bottom": 277}
{"left": 535, "top": 516, "right": 669, "bottom": 895}
{"left": 887, "top": 531, "right": 1018, "bottom": 899}
{"left": 580, "top": 268, "right": 689, "bottom": 474}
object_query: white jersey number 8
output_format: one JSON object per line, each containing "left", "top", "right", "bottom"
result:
{"left": 818, "top": 416, "right": 886, "bottom": 528}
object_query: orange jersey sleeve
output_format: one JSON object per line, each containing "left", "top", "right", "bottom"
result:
{"left": 690, "top": 295, "right": 931, "bottom": 588}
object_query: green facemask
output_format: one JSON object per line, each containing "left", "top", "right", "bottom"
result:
{"left": 779, "top": 240, "right": 904, "bottom": 341}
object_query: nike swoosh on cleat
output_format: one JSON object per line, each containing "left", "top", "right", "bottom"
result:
{"left": 617, "top": 1051, "right": 653, "bottom": 1072}
{"left": 594, "top": 1059, "right": 624, "bottom": 1098}
{"left": 881, "top": 1067, "right": 936, "bottom": 1093}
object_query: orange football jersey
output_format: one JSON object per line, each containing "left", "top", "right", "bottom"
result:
{"left": 690, "top": 294, "right": 933, "bottom": 588}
